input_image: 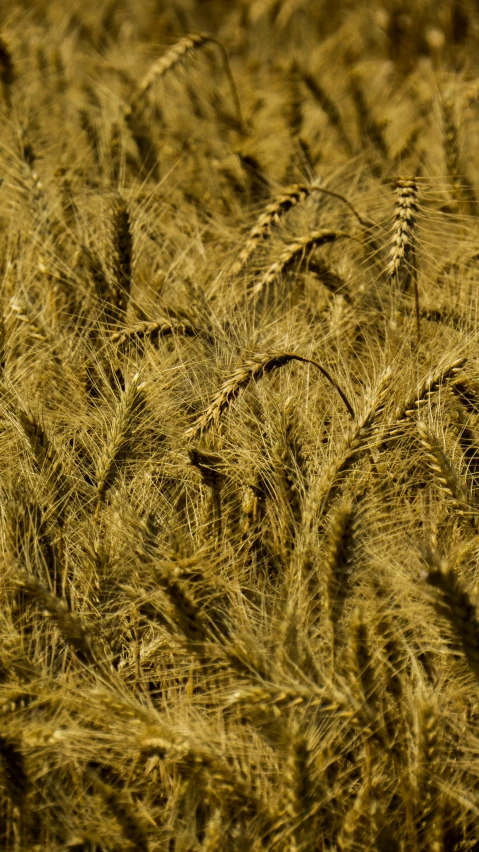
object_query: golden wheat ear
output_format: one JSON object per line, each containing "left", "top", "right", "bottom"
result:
{"left": 387, "top": 176, "right": 420, "bottom": 341}
{"left": 185, "top": 351, "right": 354, "bottom": 440}
{"left": 131, "top": 33, "right": 245, "bottom": 134}
{"left": 95, "top": 372, "right": 145, "bottom": 511}
{"left": 250, "top": 229, "right": 358, "bottom": 301}
{"left": 0, "top": 35, "right": 14, "bottom": 108}
{"left": 109, "top": 194, "right": 133, "bottom": 322}
{"left": 421, "top": 548, "right": 479, "bottom": 683}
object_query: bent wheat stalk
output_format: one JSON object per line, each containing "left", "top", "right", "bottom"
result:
{"left": 186, "top": 351, "right": 354, "bottom": 439}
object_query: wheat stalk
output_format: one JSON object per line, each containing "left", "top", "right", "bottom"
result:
{"left": 185, "top": 351, "right": 354, "bottom": 440}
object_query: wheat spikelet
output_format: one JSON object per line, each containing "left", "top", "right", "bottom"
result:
{"left": 250, "top": 230, "right": 355, "bottom": 299}
{"left": 14, "top": 404, "right": 70, "bottom": 523}
{"left": 348, "top": 607, "right": 380, "bottom": 711}
{"left": 124, "top": 103, "right": 160, "bottom": 180}
{"left": 441, "top": 98, "right": 461, "bottom": 200}
{"left": 274, "top": 399, "right": 307, "bottom": 545}
{"left": 283, "top": 724, "right": 318, "bottom": 850}
{"left": 185, "top": 351, "right": 354, "bottom": 440}
{"left": 95, "top": 372, "right": 145, "bottom": 507}
{"left": 441, "top": 96, "right": 478, "bottom": 214}
{"left": 138, "top": 33, "right": 212, "bottom": 95}
{"left": 350, "top": 72, "right": 388, "bottom": 157}
{"left": 109, "top": 121, "right": 121, "bottom": 185}
{"left": 79, "top": 107, "right": 101, "bottom": 165}
{"left": 201, "top": 808, "right": 223, "bottom": 851}
{"left": 337, "top": 783, "right": 372, "bottom": 852}
{"left": 456, "top": 422, "right": 479, "bottom": 491}
{"left": 305, "top": 366, "right": 392, "bottom": 524}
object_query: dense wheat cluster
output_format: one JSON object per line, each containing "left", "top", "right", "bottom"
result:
{"left": 3, "top": 0, "right": 479, "bottom": 849}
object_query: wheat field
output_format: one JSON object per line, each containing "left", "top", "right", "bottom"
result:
{"left": 2, "top": 0, "right": 479, "bottom": 849}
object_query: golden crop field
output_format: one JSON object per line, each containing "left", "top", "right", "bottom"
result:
{"left": 2, "top": 1, "right": 479, "bottom": 849}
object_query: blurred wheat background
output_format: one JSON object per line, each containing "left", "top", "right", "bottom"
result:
{"left": 2, "top": 0, "right": 479, "bottom": 849}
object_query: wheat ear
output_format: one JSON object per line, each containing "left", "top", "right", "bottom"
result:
{"left": 185, "top": 351, "right": 354, "bottom": 440}
{"left": 0, "top": 736, "right": 28, "bottom": 810}
{"left": 387, "top": 176, "right": 420, "bottom": 341}
{"left": 250, "top": 229, "right": 356, "bottom": 299}
{"left": 422, "top": 549, "right": 479, "bottom": 683}
{"left": 0, "top": 35, "right": 14, "bottom": 108}
{"left": 326, "top": 499, "right": 358, "bottom": 660}
{"left": 231, "top": 184, "right": 319, "bottom": 275}
{"left": 95, "top": 373, "right": 145, "bottom": 509}
{"left": 15, "top": 405, "right": 70, "bottom": 523}
{"left": 110, "top": 194, "right": 133, "bottom": 320}
{"left": 133, "top": 33, "right": 245, "bottom": 132}
{"left": 85, "top": 769, "right": 149, "bottom": 852}
{"left": 111, "top": 317, "right": 203, "bottom": 348}
{"left": 14, "top": 573, "right": 95, "bottom": 663}
{"left": 389, "top": 355, "right": 466, "bottom": 433}
{"left": 414, "top": 698, "right": 441, "bottom": 845}
{"left": 301, "top": 71, "right": 352, "bottom": 154}
{"left": 232, "top": 184, "right": 369, "bottom": 276}
{"left": 418, "top": 421, "right": 477, "bottom": 525}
